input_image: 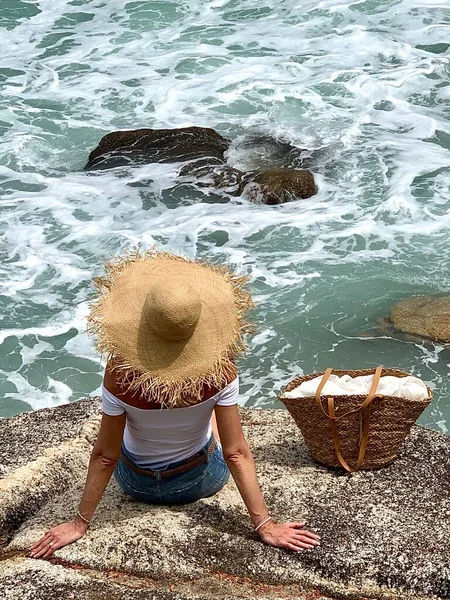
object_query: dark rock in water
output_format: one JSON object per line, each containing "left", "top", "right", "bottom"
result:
{"left": 85, "top": 126, "right": 230, "bottom": 170}
{"left": 179, "top": 159, "right": 248, "bottom": 195}
{"left": 241, "top": 167, "right": 317, "bottom": 204}
{"left": 390, "top": 295, "right": 450, "bottom": 342}
{"left": 179, "top": 161, "right": 317, "bottom": 204}
{"left": 178, "top": 156, "right": 225, "bottom": 177}
{"left": 211, "top": 165, "right": 247, "bottom": 190}
{"left": 237, "top": 135, "right": 308, "bottom": 169}
{"left": 84, "top": 127, "right": 318, "bottom": 206}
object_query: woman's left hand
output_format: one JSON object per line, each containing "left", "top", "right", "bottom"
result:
{"left": 30, "top": 520, "right": 88, "bottom": 559}
{"left": 257, "top": 520, "right": 320, "bottom": 551}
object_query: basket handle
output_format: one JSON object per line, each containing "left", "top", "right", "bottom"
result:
{"left": 315, "top": 367, "right": 383, "bottom": 472}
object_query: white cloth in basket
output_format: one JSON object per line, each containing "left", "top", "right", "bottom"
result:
{"left": 283, "top": 374, "right": 429, "bottom": 401}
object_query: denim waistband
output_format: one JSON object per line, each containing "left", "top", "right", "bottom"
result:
{"left": 120, "top": 437, "right": 216, "bottom": 478}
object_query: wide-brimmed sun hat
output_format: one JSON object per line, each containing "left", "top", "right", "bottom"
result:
{"left": 87, "top": 249, "right": 254, "bottom": 406}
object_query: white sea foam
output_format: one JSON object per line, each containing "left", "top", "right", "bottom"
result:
{"left": 0, "top": 0, "right": 449, "bottom": 429}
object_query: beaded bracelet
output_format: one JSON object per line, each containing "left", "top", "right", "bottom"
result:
{"left": 254, "top": 516, "right": 272, "bottom": 532}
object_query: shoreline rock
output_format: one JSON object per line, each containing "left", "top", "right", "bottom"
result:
{"left": 390, "top": 296, "right": 450, "bottom": 343}
{"left": 0, "top": 400, "right": 449, "bottom": 599}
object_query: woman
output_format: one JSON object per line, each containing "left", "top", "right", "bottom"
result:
{"left": 31, "top": 250, "right": 320, "bottom": 559}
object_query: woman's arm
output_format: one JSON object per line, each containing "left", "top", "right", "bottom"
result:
{"left": 215, "top": 404, "right": 320, "bottom": 551}
{"left": 30, "top": 412, "right": 126, "bottom": 559}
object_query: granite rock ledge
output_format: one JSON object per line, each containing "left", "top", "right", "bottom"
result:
{"left": 0, "top": 399, "right": 448, "bottom": 600}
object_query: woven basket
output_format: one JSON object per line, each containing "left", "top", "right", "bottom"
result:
{"left": 279, "top": 367, "right": 432, "bottom": 472}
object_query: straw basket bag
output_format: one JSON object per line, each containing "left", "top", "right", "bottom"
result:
{"left": 279, "top": 367, "right": 432, "bottom": 472}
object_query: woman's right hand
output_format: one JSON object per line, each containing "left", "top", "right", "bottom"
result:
{"left": 257, "top": 520, "right": 320, "bottom": 551}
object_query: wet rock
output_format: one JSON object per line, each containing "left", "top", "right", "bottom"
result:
{"left": 179, "top": 159, "right": 247, "bottom": 194}
{"left": 177, "top": 157, "right": 226, "bottom": 178}
{"left": 85, "top": 126, "right": 230, "bottom": 171}
{"left": 241, "top": 167, "right": 317, "bottom": 204}
{"left": 236, "top": 135, "right": 309, "bottom": 169}
{"left": 179, "top": 162, "right": 317, "bottom": 204}
{"left": 390, "top": 295, "right": 450, "bottom": 342}
{"left": 84, "top": 128, "right": 318, "bottom": 205}
{"left": 1, "top": 401, "right": 449, "bottom": 599}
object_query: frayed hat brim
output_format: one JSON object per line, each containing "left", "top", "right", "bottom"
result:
{"left": 87, "top": 248, "right": 254, "bottom": 407}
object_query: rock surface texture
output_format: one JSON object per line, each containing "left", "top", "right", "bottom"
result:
{"left": 84, "top": 127, "right": 318, "bottom": 205}
{"left": 241, "top": 168, "right": 318, "bottom": 205}
{"left": 1, "top": 400, "right": 448, "bottom": 600}
{"left": 390, "top": 295, "right": 450, "bottom": 342}
{"left": 85, "top": 126, "right": 230, "bottom": 171}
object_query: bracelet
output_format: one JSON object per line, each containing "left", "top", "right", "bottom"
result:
{"left": 76, "top": 511, "right": 91, "bottom": 526}
{"left": 254, "top": 516, "right": 272, "bottom": 532}
{"left": 253, "top": 514, "right": 270, "bottom": 530}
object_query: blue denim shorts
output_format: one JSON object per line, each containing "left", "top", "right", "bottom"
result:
{"left": 114, "top": 437, "right": 230, "bottom": 504}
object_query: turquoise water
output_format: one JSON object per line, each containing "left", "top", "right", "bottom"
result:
{"left": 0, "top": 0, "right": 449, "bottom": 433}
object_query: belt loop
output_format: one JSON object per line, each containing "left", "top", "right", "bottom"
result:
{"left": 155, "top": 470, "right": 161, "bottom": 481}
{"left": 204, "top": 436, "right": 214, "bottom": 461}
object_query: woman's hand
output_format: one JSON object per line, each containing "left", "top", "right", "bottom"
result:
{"left": 257, "top": 520, "right": 320, "bottom": 551}
{"left": 29, "top": 519, "right": 88, "bottom": 559}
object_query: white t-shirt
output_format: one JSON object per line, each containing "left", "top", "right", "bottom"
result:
{"left": 101, "top": 377, "right": 239, "bottom": 469}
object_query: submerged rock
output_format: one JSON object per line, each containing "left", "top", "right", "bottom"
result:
{"left": 85, "top": 127, "right": 318, "bottom": 205}
{"left": 241, "top": 167, "right": 317, "bottom": 204}
{"left": 390, "top": 295, "right": 450, "bottom": 342}
{"left": 0, "top": 400, "right": 449, "bottom": 599}
{"left": 85, "top": 126, "right": 230, "bottom": 170}
{"left": 236, "top": 134, "right": 309, "bottom": 170}
{"left": 178, "top": 159, "right": 247, "bottom": 194}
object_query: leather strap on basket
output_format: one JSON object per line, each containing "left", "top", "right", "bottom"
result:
{"left": 315, "top": 366, "right": 383, "bottom": 472}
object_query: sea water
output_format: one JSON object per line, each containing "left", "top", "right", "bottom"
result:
{"left": 0, "top": 0, "right": 449, "bottom": 433}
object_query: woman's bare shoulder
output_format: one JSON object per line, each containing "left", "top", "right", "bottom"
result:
{"left": 103, "top": 359, "right": 238, "bottom": 408}
{"left": 103, "top": 360, "right": 118, "bottom": 393}
{"left": 103, "top": 360, "right": 135, "bottom": 402}
{"left": 103, "top": 361, "right": 165, "bottom": 408}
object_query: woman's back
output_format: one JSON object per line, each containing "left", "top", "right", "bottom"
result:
{"left": 102, "top": 364, "right": 239, "bottom": 469}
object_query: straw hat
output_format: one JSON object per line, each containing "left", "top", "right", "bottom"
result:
{"left": 88, "top": 249, "right": 254, "bottom": 406}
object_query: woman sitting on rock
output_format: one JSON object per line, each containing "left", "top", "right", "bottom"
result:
{"left": 31, "top": 250, "right": 320, "bottom": 558}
